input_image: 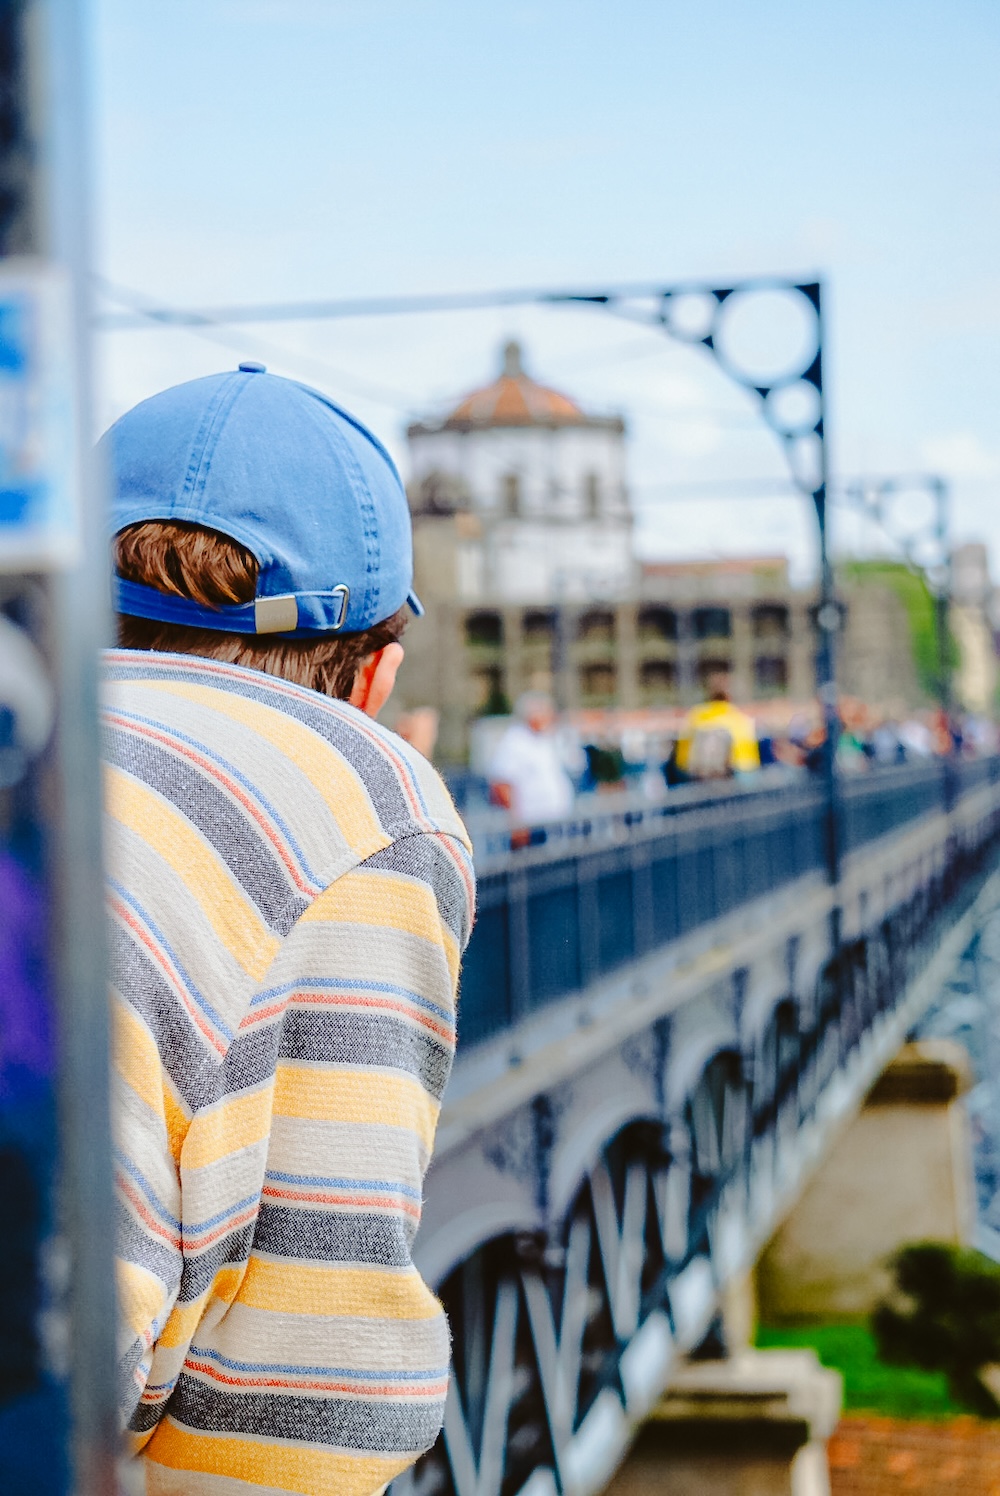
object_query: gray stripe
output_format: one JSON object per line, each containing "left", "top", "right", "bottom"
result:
{"left": 278, "top": 1010, "right": 451, "bottom": 1098}
{"left": 119, "top": 1332, "right": 152, "bottom": 1423}
{"left": 109, "top": 922, "right": 220, "bottom": 1110}
{"left": 105, "top": 660, "right": 417, "bottom": 839}
{"left": 223, "top": 1024, "right": 281, "bottom": 1094}
{"left": 253, "top": 1204, "right": 415, "bottom": 1264}
{"left": 176, "top": 1221, "right": 257, "bottom": 1304}
{"left": 166, "top": 1377, "right": 446, "bottom": 1454}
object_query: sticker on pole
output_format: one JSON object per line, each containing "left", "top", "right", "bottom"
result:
{"left": 0, "top": 263, "right": 80, "bottom": 570}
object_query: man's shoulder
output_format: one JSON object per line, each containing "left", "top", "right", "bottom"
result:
{"left": 100, "top": 650, "right": 470, "bottom": 867}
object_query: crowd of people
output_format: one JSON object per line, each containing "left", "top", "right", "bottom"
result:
{"left": 473, "top": 674, "right": 998, "bottom": 831}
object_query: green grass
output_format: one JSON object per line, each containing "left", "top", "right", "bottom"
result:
{"left": 755, "top": 1323, "right": 970, "bottom": 1420}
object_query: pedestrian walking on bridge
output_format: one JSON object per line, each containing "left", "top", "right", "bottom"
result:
{"left": 674, "top": 670, "right": 761, "bottom": 780}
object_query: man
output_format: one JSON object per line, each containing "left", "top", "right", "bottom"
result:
{"left": 101, "top": 364, "right": 475, "bottom": 1496}
{"left": 487, "top": 690, "right": 576, "bottom": 826}
{"left": 674, "top": 671, "right": 760, "bottom": 780}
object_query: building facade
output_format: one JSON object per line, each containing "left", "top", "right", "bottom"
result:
{"left": 395, "top": 344, "right": 935, "bottom": 761}
{"left": 407, "top": 340, "right": 634, "bottom": 604}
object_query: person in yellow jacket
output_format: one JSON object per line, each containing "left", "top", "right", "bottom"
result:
{"left": 674, "top": 673, "right": 761, "bottom": 779}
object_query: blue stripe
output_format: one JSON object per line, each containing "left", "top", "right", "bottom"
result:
{"left": 181, "top": 1191, "right": 261, "bottom": 1236}
{"left": 249, "top": 975, "right": 454, "bottom": 1026}
{"left": 114, "top": 1147, "right": 182, "bottom": 1233}
{"left": 265, "top": 1169, "right": 422, "bottom": 1201}
{"left": 188, "top": 1343, "right": 448, "bottom": 1382}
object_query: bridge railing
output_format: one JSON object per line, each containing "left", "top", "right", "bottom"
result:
{"left": 458, "top": 758, "right": 1000, "bottom": 1051}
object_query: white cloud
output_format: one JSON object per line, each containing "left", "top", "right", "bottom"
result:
{"left": 919, "top": 432, "right": 1000, "bottom": 481}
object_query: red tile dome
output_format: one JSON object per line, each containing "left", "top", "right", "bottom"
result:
{"left": 442, "top": 341, "right": 586, "bottom": 428}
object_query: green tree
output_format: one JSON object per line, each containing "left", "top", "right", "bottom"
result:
{"left": 872, "top": 1242, "right": 1000, "bottom": 1415}
{"left": 840, "top": 560, "right": 958, "bottom": 702}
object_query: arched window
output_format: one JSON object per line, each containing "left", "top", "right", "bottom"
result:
{"left": 464, "top": 611, "right": 503, "bottom": 647}
{"left": 638, "top": 606, "right": 678, "bottom": 642}
{"left": 640, "top": 660, "right": 677, "bottom": 699}
{"left": 692, "top": 606, "right": 731, "bottom": 640}
{"left": 577, "top": 609, "right": 616, "bottom": 644}
{"left": 583, "top": 471, "right": 600, "bottom": 517}
{"left": 752, "top": 603, "right": 790, "bottom": 641}
{"left": 501, "top": 473, "right": 521, "bottom": 517}
{"left": 754, "top": 656, "right": 788, "bottom": 692}
{"left": 523, "top": 609, "right": 556, "bottom": 642}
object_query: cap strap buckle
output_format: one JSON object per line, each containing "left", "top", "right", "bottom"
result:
{"left": 254, "top": 595, "right": 298, "bottom": 634}
{"left": 254, "top": 584, "right": 350, "bottom": 634}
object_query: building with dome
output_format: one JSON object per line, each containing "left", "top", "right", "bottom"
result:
{"left": 394, "top": 343, "right": 935, "bottom": 764}
{"left": 407, "top": 341, "right": 635, "bottom": 602}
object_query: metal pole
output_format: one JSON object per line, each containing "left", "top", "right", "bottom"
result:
{"left": 0, "top": 2, "right": 117, "bottom": 1493}
{"left": 932, "top": 478, "right": 952, "bottom": 714}
{"left": 811, "top": 289, "right": 840, "bottom": 885}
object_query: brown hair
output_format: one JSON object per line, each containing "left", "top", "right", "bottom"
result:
{"left": 114, "top": 520, "right": 407, "bottom": 700}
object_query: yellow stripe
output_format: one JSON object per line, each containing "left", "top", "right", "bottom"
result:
{"left": 114, "top": 998, "right": 168, "bottom": 1120}
{"left": 156, "top": 1290, "right": 210, "bottom": 1350}
{"left": 302, "top": 870, "right": 461, "bottom": 984}
{"left": 240, "top": 1257, "right": 443, "bottom": 1321}
{"left": 106, "top": 763, "right": 280, "bottom": 980}
{"left": 146, "top": 1421, "right": 409, "bottom": 1496}
{"left": 117, "top": 1259, "right": 170, "bottom": 1339}
{"left": 182, "top": 1084, "right": 275, "bottom": 1171}
{"left": 137, "top": 680, "right": 390, "bottom": 858}
{"left": 155, "top": 1262, "right": 246, "bottom": 1352}
{"left": 273, "top": 1063, "right": 438, "bottom": 1152}
{"left": 113, "top": 1000, "right": 190, "bottom": 1164}
{"left": 162, "top": 1073, "right": 190, "bottom": 1166}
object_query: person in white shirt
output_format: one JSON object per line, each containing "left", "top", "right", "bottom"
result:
{"left": 488, "top": 691, "right": 576, "bottom": 827}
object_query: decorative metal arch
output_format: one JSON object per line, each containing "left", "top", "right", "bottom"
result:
{"left": 546, "top": 279, "right": 839, "bottom": 878}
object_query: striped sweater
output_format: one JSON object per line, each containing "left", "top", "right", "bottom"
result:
{"left": 101, "top": 649, "right": 475, "bottom": 1496}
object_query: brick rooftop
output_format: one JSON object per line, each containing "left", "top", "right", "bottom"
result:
{"left": 829, "top": 1416, "right": 1000, "bottom": 1494}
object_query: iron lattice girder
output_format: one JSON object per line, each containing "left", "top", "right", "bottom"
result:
{"left": 556, "top": 279, "right": 827, "bottom": 513}
{"left": 393, "top": 782, "right": 1000, "bottom": 1496}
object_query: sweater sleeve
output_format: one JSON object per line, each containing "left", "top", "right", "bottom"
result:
{"left": 135, "top": 828, "right": 474, "bottom": 1496}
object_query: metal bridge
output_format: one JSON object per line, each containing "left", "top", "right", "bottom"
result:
{"left": 393, "top": 760, "right": 1000, "bottom": 1496}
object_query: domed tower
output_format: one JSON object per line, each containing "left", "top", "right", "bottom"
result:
{"left": 407, "top": 341, "right": 635, "bottom": 603}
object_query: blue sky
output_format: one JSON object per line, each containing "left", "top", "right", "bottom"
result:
{"left": 91, "top": 0, "right": 1000, "bottom": 578}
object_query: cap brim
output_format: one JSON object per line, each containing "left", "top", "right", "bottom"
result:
{"left": 407, "top": 590, "right": 425, "bottom": 619}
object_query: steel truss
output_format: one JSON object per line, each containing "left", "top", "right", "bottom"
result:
{"left": 393, "top": 804, "right": 1000, "bottom": 1496}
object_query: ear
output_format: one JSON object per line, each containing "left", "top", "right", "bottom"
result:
{"left": 348, "top": 642, "right": 404, "bottom": 718}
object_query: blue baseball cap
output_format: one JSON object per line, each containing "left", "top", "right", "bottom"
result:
{"left": 102, "top": 362, "right": 422, "bottom": 637}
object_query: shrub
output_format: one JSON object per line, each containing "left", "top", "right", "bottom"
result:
{"left": 872, "top": 1242, "right": 1000, "bottom": 1415}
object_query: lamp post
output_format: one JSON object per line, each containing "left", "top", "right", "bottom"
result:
{"left": 549, "top": 280, "right": 841, "bottom": 880}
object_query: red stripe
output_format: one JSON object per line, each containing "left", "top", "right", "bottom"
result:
{"left": 295, "top": 990, "right": 454, "bottom": 1042}
{"left": 261, "top": 1186, "right": 421, "bottom": 1218}
{"left": 117, "top": 1173, "right": 181, "bottom": 1250}
{"left": 183, "top": 1203, "right": 260, "bottom": 1251}
{"left": 241, "top": 990, "right": 454, "bottom": 1044}
{"left": 186, "top": 1360, "right": 447, "bottom": 1398}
